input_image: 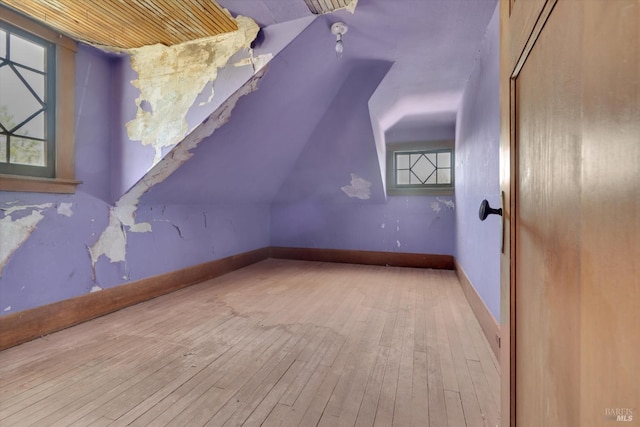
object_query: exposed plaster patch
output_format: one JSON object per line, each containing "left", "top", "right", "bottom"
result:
{"left": 90, "top": 285, "right": 102, "bottom": 293}
{"left": 233, "top": 52, "right": 273, "bottom": 72}
{"left": 436, "top": 198, "right": 455, "bottom": 209}
{"left": 381, "top": 223, "right": 385, "bottom": 229}
{"left": 114, "top": 204, "right": 152, "bottom": 233}
{"left": 4, "top": 306, "right": 11, "bottom": 312}
{"left": 0, "top": 209, "right": 49, "bottom": 276}
{"left": 305, "top": 0, "right": 358, "bottom": 14}
{"left": 104, "top": 13, "right": 270, "bottom": 287}
{"left": 199, "top": 86, "right": 216, "bottom": 107}
{"left": 345, "top": 0, "right": 359, "bottom": 13}
{"left": 1, "top": 203, "right": 52, "bottom": 217}
{"left": 89, "top": 203, "right": 152, "bottom": 266}
{"left": 122, "top": 68, "right": 266, "bottom": 205}
{"left": 396, "top": 240, "right": 401, "bottom": 248}
{"left": 89, "top": 68, "right": 267, "bottom": 271}
{"left": 89, "top": 209, "right": 127, "bottom": 265}
{"left": 126, "top": 15, "right": 261, "bottom": 164}
{"left": 341, "top": 173, "right": 372, "bottom": 200}
{"left": 430, "top": 198, "right": 455, "bottom": 214}
{"left": 57, "top": 203, "right": 74, "bottom": 217}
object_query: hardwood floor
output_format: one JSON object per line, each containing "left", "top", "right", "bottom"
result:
{"left": 0, "top": 259, "right": 500, "bottom": 426}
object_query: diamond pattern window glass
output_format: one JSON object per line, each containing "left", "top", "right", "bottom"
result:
{"left": 394, "top": 149, "right": 454, "bottom": 188}
{"left": 0, "top": 21, "right": 55, "bottom": 177}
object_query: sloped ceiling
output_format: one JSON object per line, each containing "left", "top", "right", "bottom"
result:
{"left": 142, "top": 0, "right": 498, "bottom": 205}
{"left": 141, "top": 18, "right": 357, "bottom": 205}
{"left": 2, "top": 0, "right": 497, "bottom": 205}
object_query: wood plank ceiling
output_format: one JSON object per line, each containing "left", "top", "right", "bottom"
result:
{"left": 0, "top": 0, "right": 238, "bottom": 49}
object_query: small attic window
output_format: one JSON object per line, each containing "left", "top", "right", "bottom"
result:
{"left": 386, "top": 141, "right": 454, "bottom": 196}
{"left": 395, "top": 149, "right": 452, "bottom": 186}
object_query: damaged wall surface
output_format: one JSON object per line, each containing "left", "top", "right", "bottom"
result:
{"left": 111, "top": 15, "right": 313, "bottom": 202}
{"left": 0, "top": 8, "right": 320, "bottom": 316}
{"left": 269, "top": 60, "right": 455, "bottom": 254}
{"left": 125, "top": 16, "right": 260, "bottom": 165}
{"left": 0, "top": 0, "right": 497, "bottom": 319}
{"left": 140, "top": 18, "right": 358, "bottom": 205}
{"left": 271, "top": 197, "right": 455, "bottom": 255}
{"left": 113, "top": 15, "right": 263, "bottom": 200}
{"left": 0, "top": 41, "right": 271, "bottom": 315}
{"left": 84, "top": 14, "right": 316, "bottom": 292}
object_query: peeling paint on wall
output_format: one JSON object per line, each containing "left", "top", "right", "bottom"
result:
{"left": 2, "top": 203, "right": 52, "bottom": 216}
{"left": 89, "top": 210, "right": 126, "bottom": 265}
{"left": 57, "top": 203, "right": 74, "bottom": 217}
{"left": 90, "top": 285, "right": 102, "bottom": 293}
{"left": 125, "top": 15, "right": 261, "bottom": 164}
{"left": 89, "top": 68, "right": 267, "bottom": 271}
{"left": 88, "top": 19, "right": 268, "bottom": 274}
{"left": 341, "top": 173, "right": 372, "bottom": 200}
{"left": 436, "top": 197, "right": 455, "bottom": 209}
{"left": 430, "top": 198, "right": 455, "bottom": 213}
{"left": 89, "top": 202, "right": 153, "bottom": 266}
{"left": 233, "top": 52, "right": 273, "bottom": 71}
{"left": 345, "top": 0, "right": 359, "bottom": 13}
{"left": 0, "top": 204, "right": 52, "bottom": 276}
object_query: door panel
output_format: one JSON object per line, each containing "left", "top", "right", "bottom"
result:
{"left": 515, "top": 2, "right": 582, "bottom": 424}
{"left": 507, "top": 0, "right": 639, "bottom": 425}
{"left": 579, "top": 2, "right": 639, "bottom": 425}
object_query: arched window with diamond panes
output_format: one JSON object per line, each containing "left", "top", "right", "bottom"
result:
{"left": 0, "top": 21, "right": 55, "bottom": 178}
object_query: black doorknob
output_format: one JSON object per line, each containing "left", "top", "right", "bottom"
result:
{"left": 479, "top": 199, "right": 502, "bottom": 221}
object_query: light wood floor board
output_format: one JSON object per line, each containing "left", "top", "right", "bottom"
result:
{"left": 0, "top": 259, "right": 500, "bottom": 426}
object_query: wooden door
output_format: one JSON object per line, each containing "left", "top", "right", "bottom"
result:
{"left": 500, "top": 0, "right": 639, "bottom": 426}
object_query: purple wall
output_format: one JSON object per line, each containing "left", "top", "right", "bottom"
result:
{"left": 270, "top": 61, "right": 455, "bottom": 255}
{"left": 140, "top": 19, "right": 367, "bottom": 206}
{"left": 1, "top": 8, "right": 498, "bottom": 317}
{"left": 110, "top": 54, "right": 153, "bottom": 203}
{"left": 0, "top": 44, "right": 270, "bottom": 315}
{"left": 454, "top": 4, "right": 500, "bottom": 321}
{"left": 271, "top": 197, "right": 455, "bottom": 254}
{"left": 75, "top": 46, "right": 114, "bottom": 203}
{"left": 125, "top": 203, "right": 269, "bottom": 281}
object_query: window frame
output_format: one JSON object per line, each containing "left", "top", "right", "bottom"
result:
{"left": 0, "top": 5, "right": 79, "bottom": 193}
{"left": 1, "top": 20, "right": 56, "bottom": 177}
{"left": 386, "top": 140, "right": 455, "bottom": 196}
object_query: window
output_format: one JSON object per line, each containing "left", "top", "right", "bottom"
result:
{"left": 0, "top": 5, "right": 78, "bottom": 193}
{"left": 0, "top": 21, "right": 55, "bottom": 177}
{"left": 386, "top": 141, "right": 454, "bottom": 195}
{"left": 394, "top": 149, "right": 453, "bottom": 187}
